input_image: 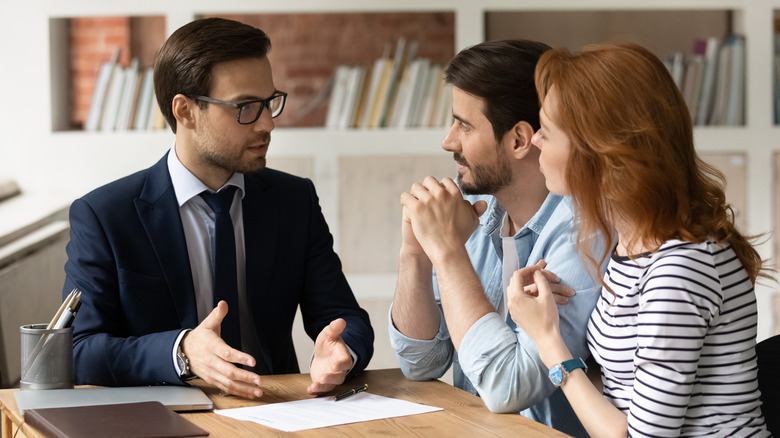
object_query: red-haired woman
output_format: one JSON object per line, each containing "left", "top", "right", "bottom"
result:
{"left": 508, "top": 42, "right": 771, "bottom": 437}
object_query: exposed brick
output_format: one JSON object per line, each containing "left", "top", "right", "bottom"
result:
{"left": 67, "top": 16, "right": 154, "bottom": 128}
{"left": 67, "top": 12, "right": 454, "bottom": 128}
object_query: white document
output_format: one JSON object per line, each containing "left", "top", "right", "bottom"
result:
{"left": 215, "top": 392, "right": 442, "bottom": 432}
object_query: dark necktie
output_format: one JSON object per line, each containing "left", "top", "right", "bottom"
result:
{"left": 200, "top": 186, "right": 241, "bottom": 350}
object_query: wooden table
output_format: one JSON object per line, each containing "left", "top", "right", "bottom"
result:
{"left": 0, "top": 368, "right": 570, "bottom": 437}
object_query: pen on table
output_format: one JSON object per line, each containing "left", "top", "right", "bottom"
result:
{"left": 334, "top": 383, "right": 368, "bottom": 401}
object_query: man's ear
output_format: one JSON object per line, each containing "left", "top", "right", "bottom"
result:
{"left": 505, "top": 121, "right": 536, "bottom": 159}
{"left": 172, "top": 94, "right": 197, "bottom": 130}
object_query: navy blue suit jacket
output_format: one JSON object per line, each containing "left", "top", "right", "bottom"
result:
{"left": 63, "top": 153, "right": 373, "bottom": 386}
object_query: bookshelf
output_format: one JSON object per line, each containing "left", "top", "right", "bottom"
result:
{"left": 0, "top": 0, "right": 778, "bottom": 346}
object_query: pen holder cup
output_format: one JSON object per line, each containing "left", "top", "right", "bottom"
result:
{"left": 19, "top": 324, "right": 74, "bottom": 390}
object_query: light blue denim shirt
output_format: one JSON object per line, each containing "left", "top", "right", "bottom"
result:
{"left": 389, "top": 193, "right": 602, "bottom": 438}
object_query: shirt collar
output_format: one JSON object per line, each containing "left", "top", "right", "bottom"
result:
{"left": 483, "top": 192, "right": 563, "bottom": 238}
{"left": 167, "top": 143, "right": 246, "bottom": 207}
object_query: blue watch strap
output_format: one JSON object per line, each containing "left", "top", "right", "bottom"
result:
{"left": 561, "top": 357, "right": 588, "bottom": 374}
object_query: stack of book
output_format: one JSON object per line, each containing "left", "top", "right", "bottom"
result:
{"left": 84, "top": 48, "right": 167, "bottom": 132}
{"left": 665, "top": 34, "right": 745, "bottom": 126}
{"left": 325, "top": 38, "right": 452, "bottom": 129}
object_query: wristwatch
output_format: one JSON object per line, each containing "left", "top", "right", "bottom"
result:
{"left": 176, "top": 344, "right": 195, "bottom": 380}
{"left": 548, "top": 358, "right": 587, "bottom": 387}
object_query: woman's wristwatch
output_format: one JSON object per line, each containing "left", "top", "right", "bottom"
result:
{"left": 548, "top": 357, "right": 587, "bottom": 387}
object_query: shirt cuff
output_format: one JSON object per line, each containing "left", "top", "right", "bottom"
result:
{"left": 387, "top": 303, "right": 451, "bottom": 361}
{"left": 172, "top": 329, "right": 191, "bottom": 376}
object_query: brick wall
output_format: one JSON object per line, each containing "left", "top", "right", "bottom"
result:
{"left": 67, "top": 13, "right": 454, "bottom": 128}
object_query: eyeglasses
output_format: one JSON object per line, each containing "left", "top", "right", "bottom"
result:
{"left": 193, "top": 92, "right": 287, "bottom": 124}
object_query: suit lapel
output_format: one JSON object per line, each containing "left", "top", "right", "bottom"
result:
{"left": 135, "top": 154, "right": 199, "bottom": 328}
{"left": 242, "top": 172, "right": 278, "bottom": 372}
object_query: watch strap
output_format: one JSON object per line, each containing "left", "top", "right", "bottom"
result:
{"left": 176, "top": 331, "right": 197, "bottom": 380}
{"left": 560, "top": 357, "right": 588, "bottom": 374}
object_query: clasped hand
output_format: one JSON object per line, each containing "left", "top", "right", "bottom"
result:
{"left": 399, "top": 176, "right": 487, "bottom": 262}
{"left": 182, "top": 301, "right": 353, "bottom": 399}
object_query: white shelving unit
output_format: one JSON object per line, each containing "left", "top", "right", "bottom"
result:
{"left": 0, "top": 0, "right": 778, "bottom": 344}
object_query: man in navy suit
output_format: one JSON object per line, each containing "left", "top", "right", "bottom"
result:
{"left": 63, "top": 17, "right": 373, "bottom": 399}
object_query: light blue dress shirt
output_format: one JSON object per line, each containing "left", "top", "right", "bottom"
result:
{"left": 389, "top": 193, "right": 602, "bottom": 438}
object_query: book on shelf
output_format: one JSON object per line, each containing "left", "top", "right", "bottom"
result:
{"left": 409, "top": 59, "right": 435, "bottom": 127}
{"left": 422, "top": 65, "right": 445, "bottom": 127}
{"left": 125, "top": 69, "right": 145, "bottom": 130}
{"left": 366, "top": 58, "right": 395, "bottom": 128}
{"left": 695, "top": 36, "right": 721, "bottom": 126}
{"left": 724, "top": 35, "right": 745, "bottom": 126}
{"left": 388, "top": 60, "right": 414, "bottom": 128}
{"left": 351, "top": 62, "right": 375, "bottom": 128}
{"left": 709, "top": 39, "right": 733, "bottom": 125}
{"left": 99, "top": 63, "right": 127, "bottom": 131}
{"left": 360, "top": 47, "right": 391, "bottom": 128}
{"left": 666, "top": 51, "right": 685, "bottom": 90}
{"left": 84, "top": 47, "right": 120, "bottom": 132}
{"left": 326, "top": 38, "right": 450, "bottom": 129}
{"left": 115, "top": 58, "right": 140, "bottom": 131}
{"left": 379, "top": 39, "right": 418, "bottom": 128}
{"left": 682, "top": 54, "right": 704, "bottom": 121}
{"left": 24, "top": 401, "right": 209, "bottom": 438}
{"left": 134, "top": 67, "right": 155, "bottom": 131}
{"left": 666, "top": 35, "right": 745, "bottom": 127}
{"left": 325, "top": 65, "right": 350, "bottom": 128}
{"left": 338, "top": 66, "right": 367, "bottom": 128}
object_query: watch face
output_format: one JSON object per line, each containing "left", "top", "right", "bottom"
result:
{"left": 549, "top": 366, "right": 564, "bottom": 386}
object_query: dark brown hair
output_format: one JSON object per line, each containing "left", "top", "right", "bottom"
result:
{"left": 444, "top": 40, "right": 550, "bottom": 140}
{"left": 154, "top": 17, "right": 271, "bottom": 133}
{"left": 535, "top": 42, "right": 766, "bottom": 286}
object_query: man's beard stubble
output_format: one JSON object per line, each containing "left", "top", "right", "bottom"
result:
{"left": 196, "top": 125, "right": 270, "bottom": 175}
{"left": 454, "top": 152, "right": 512, "bottom": 196}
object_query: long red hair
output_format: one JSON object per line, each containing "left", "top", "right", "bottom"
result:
{"left": 534, "top": 42, "right": 766, "bottom": 288}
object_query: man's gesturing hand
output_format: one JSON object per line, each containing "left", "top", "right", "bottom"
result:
{"left": 307, "top": 318, "right": 353, "bottom": 395}
{"left": 182, "top": 301, "right": 263, "bottom": 399}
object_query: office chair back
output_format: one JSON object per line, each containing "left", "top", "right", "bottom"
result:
{"left": 757, "top": 334, "right": 779, "bottom": 436}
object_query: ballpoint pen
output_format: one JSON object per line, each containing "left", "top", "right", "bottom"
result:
{"left": 334, "top": 383, "right": 368, "bottom": 401}
{"left": 54, "top": 293, "right": 82, "bottom": 329}
{"left": 47, "top": 289, "right": 79, "bottom": 329}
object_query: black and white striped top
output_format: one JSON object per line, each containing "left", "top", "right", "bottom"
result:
{"left": 587, "top": 239, "right": 769, "bottom": 437}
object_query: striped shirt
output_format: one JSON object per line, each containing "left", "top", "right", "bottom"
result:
{"left": 587, "top": 239, "right": 769, "bottom": 437}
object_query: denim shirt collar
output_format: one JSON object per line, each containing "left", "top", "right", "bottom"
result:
{"left": 480, "top": 192, "right": 563, "bottom": 240}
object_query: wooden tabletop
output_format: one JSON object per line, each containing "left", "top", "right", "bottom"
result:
{"left": 1, "top": 368, "right": 570, "bottom": 437}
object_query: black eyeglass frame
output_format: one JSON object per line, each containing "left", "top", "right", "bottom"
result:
{"left": 192, "top": 91, "right": 287, "bottom": 124}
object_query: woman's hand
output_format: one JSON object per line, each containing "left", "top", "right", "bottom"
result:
{"left": 507, "top": 263, "right": 562, "bottom": 345}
